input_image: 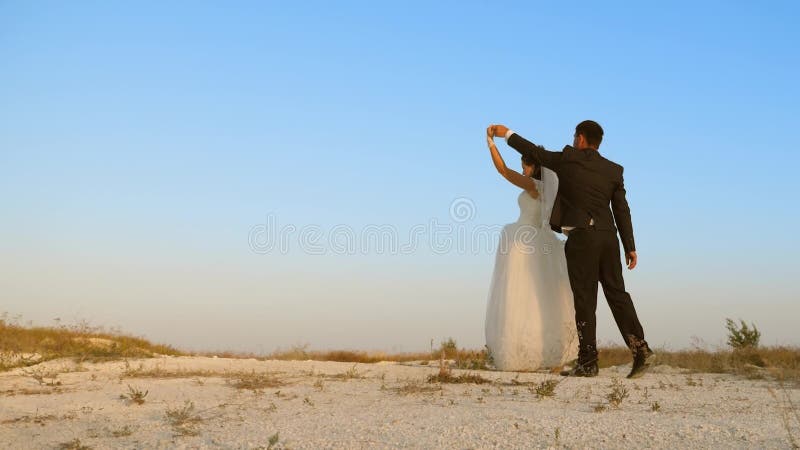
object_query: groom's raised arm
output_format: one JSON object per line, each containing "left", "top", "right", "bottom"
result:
{"left": 504, "top": 129, "right": 563, "bottom": 171}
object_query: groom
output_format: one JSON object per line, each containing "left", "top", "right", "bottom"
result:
{"left": 489, "top": 121, "right": 654, "bottom": 378}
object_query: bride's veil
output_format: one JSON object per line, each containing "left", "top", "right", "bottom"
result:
{"left": 539, "top": 167, "right": 559, "bottom": 230}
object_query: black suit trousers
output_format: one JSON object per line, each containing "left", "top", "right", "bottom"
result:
{"left": 564, "top": 228, "right": 646, "bottom": 361}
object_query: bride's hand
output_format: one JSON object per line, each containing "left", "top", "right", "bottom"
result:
{"left": 486, "top": 125, "right": 494, "bottom": 138}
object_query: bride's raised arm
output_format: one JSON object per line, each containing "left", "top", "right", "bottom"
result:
{"left": 486, "top": 126, "right": 539, "bottom": 198}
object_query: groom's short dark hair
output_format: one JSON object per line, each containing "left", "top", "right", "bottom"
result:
{"left": 575, "top": 120, "right": 604, "bottom": 148}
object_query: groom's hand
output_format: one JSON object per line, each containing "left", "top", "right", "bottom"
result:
{"left": 626, "top": 251, "right": 638, "bottom": 270}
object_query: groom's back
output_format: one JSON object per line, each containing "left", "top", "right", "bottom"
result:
{"left": 555, "top": 146, "right": 625, "bottom": 232}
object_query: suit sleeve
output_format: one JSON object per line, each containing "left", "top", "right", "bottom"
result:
{"left": 507, "top": 133, "right": 563, "bottom": 171}
{"left": 611, "top": 171, "right": 636, "bottom": 253}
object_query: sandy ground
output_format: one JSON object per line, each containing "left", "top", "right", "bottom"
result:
{"left": 0, "top": 355, "right": 798, "bottom": 449}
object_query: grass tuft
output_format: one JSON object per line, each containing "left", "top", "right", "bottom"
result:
{"left": 606, "top": 378, "right": 629, "bottom": 408}
{"left": 57, "top": 438, "right": 92, "bottom": 450}
{"left": 0, "top": 313, "right": 182, "bottom": 372}
{"left": 120, "top": 384, "right": 148, "bottom": 405}
{"left": 165, "top": 401, "right": 204, "bottom": 436}
{"left": 597, "top": 344, "right": 799, "bottom": 381}
{"left": 227, "top": 371, "right": 284, "bottom": 391}
{"left": 427, "top": 371, "right": 490, "bottom": 384}
{"left": 533, "top": 379, "right": 559, "bottom": 398}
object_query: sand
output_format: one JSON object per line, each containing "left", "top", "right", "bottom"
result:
{"left": 0, "top": 355, "right": 797, "bottom": 449}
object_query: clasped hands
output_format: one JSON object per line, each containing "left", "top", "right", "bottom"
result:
{"left": 486, "top": 124, "right": 509, "bottom": 140}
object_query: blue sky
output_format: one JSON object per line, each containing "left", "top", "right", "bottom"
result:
{"left": 1, "top": 1, "right": 798, "bottom": 353}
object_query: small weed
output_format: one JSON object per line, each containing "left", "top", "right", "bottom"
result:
{"left": 324, "top": 364, "right": 367, "bottom": 380}
{"left": 120, "top": 385, "right": 148, "bottom": 405}
{"left": 427, "top": 371, "right": 490, "bottom": 384}
{"left": 165, "top": 401, "right": 203, "bottom": 436}
{"left": 439, "top": 338, "right": 458, "bottom": 359}
{"left": 57, "top": 438, "right": 91, "bottom": 450}
{"left": 427, "top": 353, "right": 488, "bottom": 384}
{"left": 533, "top": 379, "right": 559, "bottom": 398}
{"left": 110, "top": 425, "right": 134, "bottom": 437}
{"left": 268, "top": 432, "right": 281, "bottom": 449}
{"left": 344, "top": 364, "right": 360, "bottom": 379}
{"left": 606, "top": 378, "right": 629, "bottom": 408}
{"left": 228, "top": 371, "right": 283, "bottom": 391}
{"left": 392, "top": 380, "right": 442, "bottom": 395}
{"left": 23, "top": 368, "right": 61, "bottom": 386}
{"left": 651, "top": 401, "right": 661, "bottom": 412}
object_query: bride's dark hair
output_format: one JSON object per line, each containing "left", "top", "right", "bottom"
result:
{"left": 521, "top": 155, "right": 542, "bottom": 180}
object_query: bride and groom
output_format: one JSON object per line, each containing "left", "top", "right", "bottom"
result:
{"left": 484, "top": 120, "right": 654, "bottom": 378}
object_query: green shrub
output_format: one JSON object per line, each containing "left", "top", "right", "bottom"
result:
{"left": 725, "top": 318, "right": 761, "bottom": 349}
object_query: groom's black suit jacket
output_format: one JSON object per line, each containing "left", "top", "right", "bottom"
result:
{"left": 508, "top": 133, "right": 636, "bottom": 253}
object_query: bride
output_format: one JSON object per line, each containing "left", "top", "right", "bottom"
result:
{"left": 484, "top": 127, "right": 577, "bottom": 371}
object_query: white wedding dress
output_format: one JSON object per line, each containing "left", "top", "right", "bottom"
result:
{"left": 485, "top": 169, "right": 578, "bottom": 371}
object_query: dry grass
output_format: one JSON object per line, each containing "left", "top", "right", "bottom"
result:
{"left": 121, "top": 361, "right": 287, "bottom": 390}
{"left": 259, "top": 344, "right": 798, "bottom": 382}
{"left": 0, "top": 314, "right": 182, "bottom": 372}
{"left": 427, "top": 371, "right": 490, "bottom": 384}
{"left": 258, "top": 340, "right": 490, "bottom": 370}
{"left": 0, "top": 387, "right": 65, "bottom": 396}
{"left": 390, "top": 379, "right": 443, "bottom": 395}
{"left": 57, "top": 438, "right": 92, "bottom": 450}
{"left": 426, "top": 355, "right": 490, "bottom": 384}
{"left": 227, "top": 370, "right": 284, "bottom": 391}
{"left": 532, "top": 379, "right": 560, "bottom": 398}
{"left": 1, "top": 412, "right": 59, "bottom": 425}
{"left": 4, "top": 313, "right": 797, "bottom": 382}
{"left": 22, "top": 367, "right": 62, "bottom": 386}
{"left": 132, "top": 341, "right": 800, "bottom": 383}
{"left": 261, "top": 344, "right": 431, "bottom": 364}
{"left": 599, "top": 345, "right": 800, "bottom": 381}
{"left": 605, "top": 378, "right": 630, "bottom": 408}
{"left": 651, "top": 401, "right": 661, "bottom": 412}
{"left": 120, "top": 384, "right": 148, "bottom": 405}
{"left": 165, "top": 401, "right": 204, "bottom": 436}
{"left": 121, "top": 361, "right": 219, "bottom": 379}
{"left": 324, "top": 364, "right": 367, "bottom": 380}
{"left": 110, "top": 425, "right": 134, "bottom": 437}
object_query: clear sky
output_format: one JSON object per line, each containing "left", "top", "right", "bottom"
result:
{"left": 2, "top": 1, "right": 798, "bottom": 353}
